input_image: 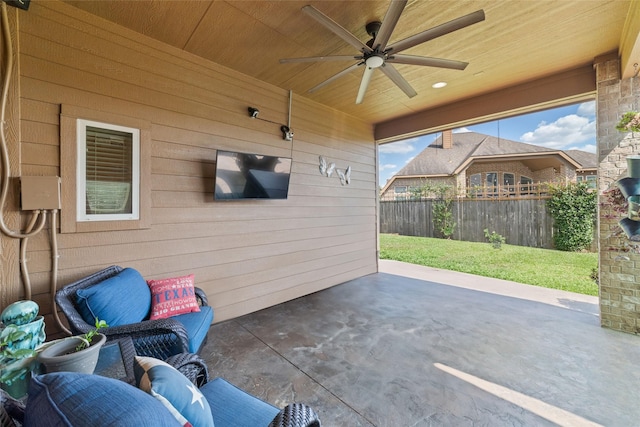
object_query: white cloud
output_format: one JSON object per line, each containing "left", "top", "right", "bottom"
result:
{"left": 520, "top": 114, "right": 595, "bottom": 150}
{"left": 405, "top": 156, "right": 415, "bottom": 164}
{"left": 566, "top": 143, "right": 596, "bottom": 153}
{"left": 577, "top": 101, "right": 595, "bottom": 117}
{"left": 454, "top": 127, "right": 471, "bottom": 133}
{"left": 378, "top": 138, "right": 418, "bottom": 154}
{"left": 379, "top": 163, "right": 397, "bottom": 171}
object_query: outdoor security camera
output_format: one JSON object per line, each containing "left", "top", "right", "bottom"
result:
{"left": 281, "top": 125, "right": 293, "bottom": 141}
{"left": 248, "top": 107, "right": 259, "bottom": 119}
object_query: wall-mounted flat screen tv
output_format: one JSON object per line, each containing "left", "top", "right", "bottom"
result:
{"left": 214, "top": 150, "right": 292, "bottom": 200}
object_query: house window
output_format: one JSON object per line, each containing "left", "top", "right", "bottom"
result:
{"left": 486, "top": 172, "right": 498, "bottom": 187}
{"left": 520, "top": 176, "right": 533, "bottom": 185}
{"left": 394, "top": 186, "right": 408, "bottom": 200}
{"left": 77, "top": 120, "right": 140, "bottom": 221}
{"left": 60, "top": 105, "right": 150, "bottom": 234}
{"left": 468, "top": 173, "right": 482, "bottom": 197}
{"left": 503, "top": 173, "right": 515, "bottom": 195}
{"left": 520, "top": 176, "right": 533, "bottom": 194}
{"left": 585, "top": 175, "right": 596, "bottom": 189}
{"left": 486, "top": 172, "right": 498, "bottom": 196}
{"left": 394, "top": 186, "right": 407, "bottom": 193}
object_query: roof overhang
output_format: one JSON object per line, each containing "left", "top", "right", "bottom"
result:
{"left": 380, "top": 173, "right": 450, "bottom": 193}
{"left": 453, "top": 151, "right": 583, "bottom": 175}
{"left": 376, "top": 65, "right": 597, "bottom": 143}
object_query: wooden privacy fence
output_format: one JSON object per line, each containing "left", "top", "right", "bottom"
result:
{"left": 380, "top": 199, "right": 555, "bottom": 248}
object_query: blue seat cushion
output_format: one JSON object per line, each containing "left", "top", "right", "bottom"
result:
{"left": 24, "top": 372, "right": 180, "bottom": 427}
{"left": 173, "top": 306, "right": 214, "bottom": 353}
{"left": 200, "top": 378, "right": 279, "bottom": 427}
{"left": 75, "top": 268, "right": 151, "bottom": 327}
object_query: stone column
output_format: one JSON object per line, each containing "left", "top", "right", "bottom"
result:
{"left": 596, "top": 54, "right": 640, "bottom": 334}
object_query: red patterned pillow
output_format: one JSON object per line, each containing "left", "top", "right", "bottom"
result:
{"left": 147, "top": 274, "right": 201, "bottom": 320}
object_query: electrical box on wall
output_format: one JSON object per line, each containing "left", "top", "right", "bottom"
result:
{"left": 20, "top": 176, "right": 61, "bottom": 210}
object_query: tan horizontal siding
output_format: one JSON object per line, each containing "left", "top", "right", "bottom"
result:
{"left": 9, "top": 1, "right": 378, "bottom": 333}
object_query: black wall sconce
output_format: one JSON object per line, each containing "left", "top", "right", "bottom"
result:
{"left": 280, "top": 125, "right": 293, "bottom": 142}
{"left": 247, "top": 106, "right": 293, "bottom": 141}
{"left": 247, "top": 91, "right": 294, "bottom": 142}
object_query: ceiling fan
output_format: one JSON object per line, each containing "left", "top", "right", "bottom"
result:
{"left": 280, "top": 1, "right": 485, "bottom": 104}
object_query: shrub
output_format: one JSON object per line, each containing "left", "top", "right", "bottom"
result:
{"left": 484, "top": 229, "right": 505, "bottom": 249}
{"left": 547, "top": 182, "right": 597, "bottom": 251}
{"left": 431, "top": 185, "right": 456, "bottom": 239}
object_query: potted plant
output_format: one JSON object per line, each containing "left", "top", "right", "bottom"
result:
{"left": 37, "top": 318, "right": 108, "bottom": 375}
{"left": 615, "top": 111, "right": 640, "bottom": 133}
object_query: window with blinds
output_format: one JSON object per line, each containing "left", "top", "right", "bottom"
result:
{"left": 77, "top": 119, "right": 140, "bottom": 221}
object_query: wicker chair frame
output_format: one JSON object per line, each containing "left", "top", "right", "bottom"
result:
{"left": 55, "top": 265, "right": 210, "bottom": 360}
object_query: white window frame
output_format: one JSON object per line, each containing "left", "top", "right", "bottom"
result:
{"left": 76, "top": 119, "right": 140, "bottom": 222}
{"left": 394, "top": 186, "right": 407, "bottom": 193}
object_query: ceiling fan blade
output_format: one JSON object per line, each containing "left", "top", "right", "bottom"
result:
{"left": 302, "top": 5, "right": 372, "bottom": 52}
{"left": 380, "top": 63, "right": 417, "bottom": 99}
{"left": 386, "top": 9, "right": 485, "bottom": 54}
{"left": 280, "top": 55, "right": 362, "bottom": 64}
{"left": 308, "top": 62, "right": 363, "bottom": 93}
{"left": 356, "top": 66, "right": 376, "bottom": 104}
{"left": 387, "top": 54, "right": 468, "bottom": 70}
{"left": 372, "top": 0, "right": 407, "bottom": 50}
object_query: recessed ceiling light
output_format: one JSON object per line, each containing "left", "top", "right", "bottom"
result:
{"left": 432, "top": 82, "right": 447, "bottom": 89}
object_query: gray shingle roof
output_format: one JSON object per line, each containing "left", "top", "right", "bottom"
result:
{"left": 564, "top": 149, "right": 598, "bottom": 169}
{"left": 395, "top": 131, "right": 596, "bottom": 176}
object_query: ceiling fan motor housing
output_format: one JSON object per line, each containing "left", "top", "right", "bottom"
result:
{"left": 364, "top": 21, "right": 386, "bottom": 68}
{"left": 366, "top": 21, "right": 382, "bottom": 39}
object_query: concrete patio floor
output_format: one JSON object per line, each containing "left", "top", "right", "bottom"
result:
{"left": 200, "top": 260, "right": 640, "bottom": 426}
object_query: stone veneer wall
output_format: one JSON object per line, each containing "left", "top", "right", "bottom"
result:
{"left": 597, "top": 56, "right": 640, "bottom": 334}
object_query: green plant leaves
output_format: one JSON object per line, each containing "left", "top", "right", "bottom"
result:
{"left": 547, "top": 182, "right": 597, "bottom": 251}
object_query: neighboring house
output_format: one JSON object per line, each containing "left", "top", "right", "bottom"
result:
{"left": 380, "top": 130, "right": 597, "bottom": 200}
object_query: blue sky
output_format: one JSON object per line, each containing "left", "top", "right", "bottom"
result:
{"left": 378, "top": 101, "right": 596, "bottom": 187}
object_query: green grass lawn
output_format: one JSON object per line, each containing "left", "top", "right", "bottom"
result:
{"left": 379, "top": 234, "right": 599, "bottom": 296}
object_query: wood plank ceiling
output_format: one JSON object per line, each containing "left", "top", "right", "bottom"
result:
{"left": 63, "top": 1, "right": 634, "bottom": 137}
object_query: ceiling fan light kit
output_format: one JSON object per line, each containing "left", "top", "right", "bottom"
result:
{"left": 365, "top": 55, "right": 384, "bottom": 69}
{"left": 280, "top": 1, "right": 485, "bottom": 104}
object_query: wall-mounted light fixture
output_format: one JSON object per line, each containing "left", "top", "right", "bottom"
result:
{"left": 280, "top": 125, "right": 293, "bottom": 142}
{"left": 247, "top": 105, "right": 291, "bottom": 140}
{"left": 247, "top": 105, "right": 292, "bottom": 141}
{"left": 248, "top": 107, "right": 259, "bottom": 118}
{"left": 247, "top": 91, "right": 294, "bottom": 141}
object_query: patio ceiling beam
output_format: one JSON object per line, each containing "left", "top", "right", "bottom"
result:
{"left": 620, "top": 0, "right": 640, "bottom": 79}
{"left": 374, "top": 64, "right": 596, "bottom": 144}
